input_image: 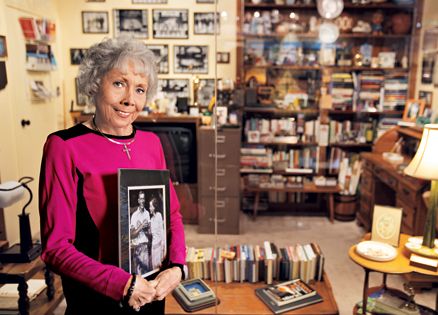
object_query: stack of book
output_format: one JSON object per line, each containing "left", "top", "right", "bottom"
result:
{"left": 172, "top": 278, "right": 218, "bottom": 312}
{"left": 383, "top": 72, "right": 408, "bottom": 111}
{"left": 331, "top": 72, "right": 354, "bottom": 110}
{"left": 185, "top": 242, "right": 325, "bottom": 285}
{"left": 255, "top": 278, "right": 323, "bottom": 314}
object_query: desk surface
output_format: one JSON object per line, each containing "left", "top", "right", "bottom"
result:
{"left": 349, "top": 234, "right": 438, "bottom": 277}
{"left": 165, "top": 274, "right": 339, "bottom": 315}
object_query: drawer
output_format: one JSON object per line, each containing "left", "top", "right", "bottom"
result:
{"left": 397, "top": 182, "right": 417, "bottom": 205}
{"left": 198, "top": 165, "right": 240, "bottom": 197}
{"left": 374, "top": 166, "right": 398, "bottom": 191}
{"left": 197, "top": 196, "right": 240, "bottom": 234}
{"left": 362, "top": 159, "right": 373, "bottom": 171}
{"left": 198, "top": 129, "right": 241, "bottom": 166}
{"left": 360, "top": 170, "right": 373, "bottom": 193}
{"left": 396, "top": 198, "right": 414, "bottom": 233}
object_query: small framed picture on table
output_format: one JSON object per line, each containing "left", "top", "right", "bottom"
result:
{"left": 403, "top": 99, "right": 425, "bottom": 122}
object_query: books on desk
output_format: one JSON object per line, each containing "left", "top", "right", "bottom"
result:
{"left": 255, "top": 279, "right": 323, "bottom": 314}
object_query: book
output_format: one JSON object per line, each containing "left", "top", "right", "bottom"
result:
{"left": 0, "top": 279, "right": 46, "bottom": 301}
{"left": 255, "top": 285, "right": 323, "bottom": 314}
{"left": 409, "top": 253, "right": 438, "bottom": 272}
{"left": 263, "top": 279, "right": 317, "bottom": 306}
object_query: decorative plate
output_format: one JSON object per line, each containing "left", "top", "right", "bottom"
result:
{"left": 405, "top": 237, "right": 438, "bottom": 259}
{"left": 356, "top": 241, "right": 397, "bottom": 262}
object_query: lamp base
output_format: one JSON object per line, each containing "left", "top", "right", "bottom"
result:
{"left": 0, "top": 243, "right": 41, "bottom": 263}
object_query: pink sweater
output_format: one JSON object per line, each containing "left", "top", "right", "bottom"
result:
{"left": 39, "top": 124, "right": 186, "bottom": 302}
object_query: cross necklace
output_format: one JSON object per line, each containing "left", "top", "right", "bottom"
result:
{"left": 92, "top": 116, "right": 136, "bottom": 160}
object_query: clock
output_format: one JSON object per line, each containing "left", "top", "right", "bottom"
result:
{"left": 317, "top": 0, "right": 344, "bottom": 20}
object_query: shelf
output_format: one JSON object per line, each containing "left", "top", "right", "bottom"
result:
{"left": 244, "top": 64, "right": 409, "bottom": 72}
{"left": 244, "top": 182, "right": 340, "bottom": 193}
{"left": 244, "top": 2, "right": 413, "bottom": 10}
{"left": 244, "top": 141, "right": 318, "bottom": 147}
{"left": 243, "top": 33, "right": 410, "bottom": 40}
{"left": 326, "top": 110, "right": 404, "bottom": 116}
{"left": 330, "top": 143, "right": 373, "bottom": 149}
{"left": 243, "top": 107, "right": 319, "bottom": 115}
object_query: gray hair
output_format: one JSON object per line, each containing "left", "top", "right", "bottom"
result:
{"left": 77, "top": 36, "right": 158, "bottom": 105}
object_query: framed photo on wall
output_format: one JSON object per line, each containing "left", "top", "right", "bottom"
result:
{"left": 419, "top": 90, "right": 434, "bottom": 119}
{"left": 75, "top": 77, "right": 90, "bottom": 107}
{"left": 158, "top": 79, "right": 189, "bottom": 99}
{"left": 114, "top": 9, "right": 148, "bottom": 38}
{"left": 152, "top": 9, "right": 188, "bottom": 39}
{"left": 119, "top": 169, "right": 170, "bottom": 278}
{"left": 145, "top": 44, "right": 169, "bottom": 74}
{"left": 216, "top": 51, "right": 230, "bottom": 64}
{"left": 194, "top": 12, "right": 219, "bottom": 35}
{"left": 132, "top": 0, "right": 167, "bottom": 3}
{"left": 196, "top": 79, "right": 215, "bottom": 107}
{"left": 0, "top": 36, "right": 7, "bottom": 58}
{"left": 82, "top": 11, "right": 109, "bottom": 34}
{"left": 174, "top": 45, "right": 208, "bottom": 74}
{"left": 403, "top": 99, "right": 425, "bottom": 122}
{"left": 70, "top": 48, "right": 88, "bottom": 65}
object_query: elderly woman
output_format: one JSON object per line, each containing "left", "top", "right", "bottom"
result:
{"left": 39, "top": 36, "right": 186, "bottom": 314}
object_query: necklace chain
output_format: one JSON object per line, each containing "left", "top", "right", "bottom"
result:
{"left": 92, "top": 116, "right": 135, "bottom": 160}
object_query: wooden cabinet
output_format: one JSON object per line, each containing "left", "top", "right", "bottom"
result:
{"left": 197, "top": 127, "right": 241, "bottom": 234}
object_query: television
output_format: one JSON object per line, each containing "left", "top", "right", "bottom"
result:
{"left": 134, "top": 122, "right": 197, "bottom": 184}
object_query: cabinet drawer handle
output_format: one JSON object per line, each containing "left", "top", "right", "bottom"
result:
{"left": 209, "top": 153, "right": 226, "bottom": 159}
{"left": 216, "top": 135, "right": 226, "bottom": 143}
{"left": 209, "top": 186, "right": 226, "bottom": 192}
{"left": 208, "top": 217, "right": 226, "bottom": 223}
{"left": 216, "top": 168, "right": 226, "bottom": 176}
{"left": 216, "top": 200, "right": 225, "bottom": 208}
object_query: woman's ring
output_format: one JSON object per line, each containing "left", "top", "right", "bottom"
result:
{"left": 134, "top": 306, "right": 141, "bottom": 312}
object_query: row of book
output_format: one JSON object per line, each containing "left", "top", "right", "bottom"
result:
{"left": 185, "top": 242, "right": 325, "bottom": 284}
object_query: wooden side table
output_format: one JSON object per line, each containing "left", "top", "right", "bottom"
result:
{"left": 348, "top": 234, "right": 438, "bottom": 314}
{"left": 165, "top": 273, "right": 339, "bottom": 314}
{"left": 0, "top": 257, "right": 64, "bottom": 315}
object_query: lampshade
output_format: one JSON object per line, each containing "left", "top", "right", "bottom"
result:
{"left": 404, "top": 124, "right": 438, "bottom": 180}
{"left": 0, "top": 181, "right": 26, "bottom": 208}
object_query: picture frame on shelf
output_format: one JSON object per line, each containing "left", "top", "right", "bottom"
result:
{"left": 419, "top": 91, "right": 434, "bottom": 119}
{"left": 114, "top": 9, "right": 148, "bottom": 38}
{"left": 82, "top": 11, "right": 109, "bottom": 34}
{"left": 371, "top": 205, "right": 402, "bottom": 247}
{"left": 158, "top": 78, "right": 190, "bottom": 99}
{"left": 421, "top": 53, "right": 435, "bottom": 84}
{"left": 216, "top": 51, "right": 230, "bottom": 64}
{"left": 247, "top": 130, "right": 260, "bottom": 143}
{"left": 70, "top": 48, "right": 88, "bottom": 65}
{"left": 75, "top": 77, "right": 90, "bottom": 107}
{"left": 174, "top": 45, "right": 208, "bottom": 74}
{"left": 197, "top": 79, "right": 215, "bottom": 107}
{"left": 194, "top": 12, "right": 220, "bottom": 35}
{"left": 403, "top": 99, "right": 425, "bottom": 122}
{"left": 118, "top": 169, "right": 169, "bottom": 278}
{"left": 145, "top": 44, "right": 169, "bottom": 74}
{"left": 0, "top": 36, "right": 7, "bottom": 58}
{"left": 152, "top": 9, "right": 188, "bottom": 39}
{"left": 132, "top": 0, "right": 167, "bottom": 3}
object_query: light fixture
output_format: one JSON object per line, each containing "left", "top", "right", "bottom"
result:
{"left": 317, "top": 0, "right": 344, "bottom": 20}
{"left": 404, "top": 124, "right": 438, "bottom": 248}
{"left": 0, "top": 177, "right": 41, "bottom": 263}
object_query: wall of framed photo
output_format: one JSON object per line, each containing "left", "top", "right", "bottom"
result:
{"left": 58, "top": 0, "right": 237, "bottom": 116}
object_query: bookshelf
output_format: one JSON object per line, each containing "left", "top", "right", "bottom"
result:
{"left": 236, "top": 0, "right": 423, "bottom": 216}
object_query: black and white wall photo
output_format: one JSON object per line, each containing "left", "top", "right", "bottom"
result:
{"left": 174, "top": 45, "right": 208, "bottom": 74}
{"left": 153, "top": 9, "right": 188, "bottom": 39}
{"left": 114, "top": 9, "right": 148, "bottom": 38}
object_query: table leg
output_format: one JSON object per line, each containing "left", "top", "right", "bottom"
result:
{"left": 328, "top": 193, "right": 334, "bottom": 223}
{"left": 253, "top": 192, "right": 260, "bottom": 221}
{"left": 44, "top": 266, "right": 55, "bottom": 300}
{"left": 382, "top": 273, "right": 387, "bottom": 289}
{"left": 362, "top": 268, "right": 370, "bottom": 315}
{"left": 17, "top": 279, "right": 30, "bottom": 315}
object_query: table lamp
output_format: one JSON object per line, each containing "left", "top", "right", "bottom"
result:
{"left": 0, "top": 177, "right": 41, "bottom": 263}
{"left": 404, "top": 124, "right": 438, "bottom": 248}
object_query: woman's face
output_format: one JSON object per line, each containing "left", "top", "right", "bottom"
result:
{"left": 95, "top": 60, "right": 148, "bottom": 135}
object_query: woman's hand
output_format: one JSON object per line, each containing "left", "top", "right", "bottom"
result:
{"left": 154, "top": 267, "right": 182, "bottom": 301}
{"left": 128, "top": 276, "right": 158, "bottom": 310}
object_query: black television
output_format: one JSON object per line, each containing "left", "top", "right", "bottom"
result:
{"left": 134, "top": 122, "right": 197, "bottom": 184}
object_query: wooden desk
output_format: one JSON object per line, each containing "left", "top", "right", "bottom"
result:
{"left": 349, "top": 234, "right": 438, "bottom": 314}
{"left": 0, "top": 258, "right": 64, "bottom": 315}
{"left": 245, "top": 184, "right": 341, "bottom": 222}
{"left": 166, "top": 275, "right": 339, "bottom": 314}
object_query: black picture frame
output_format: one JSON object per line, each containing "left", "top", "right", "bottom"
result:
{"left": 216, "top": 51, "right": 230, "bottom": 64}
{"left": 70, "top": 48, "right": 88, "bottom": 65}
{"left": 75, "top": 77, "right": 90, "bottom": 106}
{"left": 114, "top": 9, "right": 148, "bottom": 39}
{"left": 152, "top": 9, "right": 189, "bottom": 39}
{"left": 174, "top": 45, "right": 208, "bottom": 74}
{"left": 158, "top": 79, "right": 190, "bottom": 99}
{"left": 0, "top": 36, "right": 7, "bottom": 58}
{"left": 82, "top": 11, "right": 109, "bottom": 34}
{"left": 145, "top": 44, "right": 169, "bottom": 74}
{"left": 119, "top": 169, "right": 170, "bottom": 278}
{"left": 133, "top": 0, "right": 167, "bottom": 3}
{"left": 194, "top": 12, "right": 220, "bottom": 35}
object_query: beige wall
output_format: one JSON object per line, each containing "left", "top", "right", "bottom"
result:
{"left": 415, "top": 0, "right": 438, "bottom": 115}
{"left": 0, "top": 0, "right": 237, "bottom": 244}
{"left": 59, "top": 0, "right": 237, "bottom": 126}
